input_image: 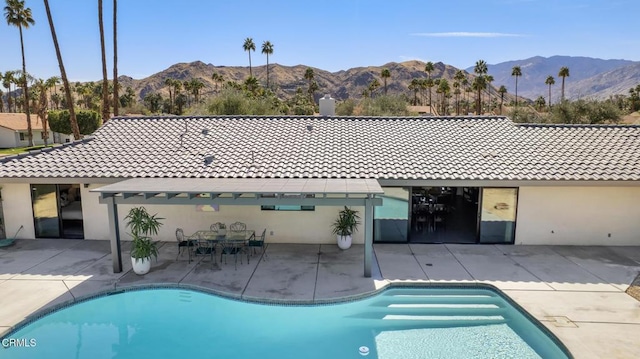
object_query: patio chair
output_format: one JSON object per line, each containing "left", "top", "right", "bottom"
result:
{"left": 220, "top": 239, "right": 246, "bottom": 270}
{"left": 210, "top": 222, "right": 225, "bottom": 232}
{"left": 195, "top": 236, "right": 216, "bottom": 267}
{"left": 229, "top": 221, "right": 246, "bottom": 232}
{"left": 175, "top": 228, "right": 197, "bottom": 261}
{"left": 247, "top": 229, "right": 267, "bottom": 261}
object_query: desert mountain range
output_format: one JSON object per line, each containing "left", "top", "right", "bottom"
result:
{"left": 117, "top": 56, "right": 640, "bottom": 104}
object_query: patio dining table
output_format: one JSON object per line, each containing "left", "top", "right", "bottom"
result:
{"left": 188, "top": 229, "right": 255, "bottom": 265}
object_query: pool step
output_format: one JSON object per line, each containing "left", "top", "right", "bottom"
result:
{"left": 356, "top": 288, "right": 509, "bottom": 327}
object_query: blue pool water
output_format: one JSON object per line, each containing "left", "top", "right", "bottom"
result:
{"left": 1, "top": 287, "right": 571, "bottom": 359}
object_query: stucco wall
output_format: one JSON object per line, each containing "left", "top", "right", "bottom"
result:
{"left": 0, "top": 128, "right": 17, "bottom": 148}
{"left": 515, "top": 186, "right": 640, "bottom": 245}
{"left": 0, "top": 183, "right": 35, "bottom": 239}
{"left": 81, "top": 184, "right": 111, "bottom": 240}
{"left": 109, "top": 203, "right": 364, "bottom": 244}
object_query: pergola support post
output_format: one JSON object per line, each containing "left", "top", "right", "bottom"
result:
{"left": 364, "top": 196, "right": 374, "bottom": 277}
{"left": 106, "top": 196, "right": 123, "bottom": 273}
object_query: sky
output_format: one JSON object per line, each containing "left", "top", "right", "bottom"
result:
{"left": 1, "top": 0, "right": 639, "bottom": 82}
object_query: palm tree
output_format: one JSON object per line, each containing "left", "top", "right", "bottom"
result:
{"left": 545, "top": 75, "right": 555, "bottom": 109}
{"left": 424, "top": 61, "right": 435, "bottom": 106}
{"left": 498, "top": 85, "right": 507, "bottom": 115}
{"left": 381, "top": 68, "right": 390, "bottom": 95}
{"left": 4, "top": 0, "right": 35, "bottom": 146}
{"left": 511, "top": 65, "right": 522, "bottom": 110}
{"left": 211, "top": 72, "right": 223, "bottom": 93}
{"left": 558, "top": 66, "right": 570, "bottom": 101}
{"left": 485, "top": 75, "right": 494, "bottom": 113}
{"left": 261, "top": 40, "right": 274, "bottom": 89}
{"left": 243, "top": 37, "right": 255, "bottom": 77}
{"left": 44, "top": 76, "right": 59, "bottom": 108}
{"left": 43, "top": 0, "right": 80, "bottom": 140}
{"left": 304, "top": 67, "right": 315, "bottom": 103}
{"left": 112, "top": 0, "right": 118, "bottom": 116}
{"left": 2, "top": 71, "right": 13, "bottom": 112}
{"left": 368, "top": 78, "right": 380, "bottom": 98}
{"left": 164, "top": 78, "right": 174, "bottom": 113}
{"left": 409, "top": 78, "right": 420, "bottom": 106}
{"left": 474, "top": 60, "right": 488, "bottom": 115}
{"left": 98, "top": 0, "right": 109, "bottom": 123}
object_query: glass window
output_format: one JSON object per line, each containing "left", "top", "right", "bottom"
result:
{"left": 31, "top": 184, "right": 61, "bottom": 238}
{"left": 479, "top": 188, "right": 518, "bottom": 244}
{"left": 19, "top": 132, "right": 25, "bottom": 141}
{"left": 374, "top": 187, "right": 409, "bottom": 243}
{"left": 260, "top": 194, "right": 315, "bottom": 211}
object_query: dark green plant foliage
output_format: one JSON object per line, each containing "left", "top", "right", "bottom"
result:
{"left": 331, "top": 206, "right": 361, "bottom": 237}
{"left": 125, "top": 207, "right": 164, "bottom": 260}
{"left": 48, "top": 109, "right": 100, "bottom": 135}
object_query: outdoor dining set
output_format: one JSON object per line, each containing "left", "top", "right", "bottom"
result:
{"left": 175, "top": 221, "right": 267, "bottom": 269}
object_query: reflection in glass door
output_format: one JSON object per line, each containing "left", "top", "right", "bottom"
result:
{"left": 374, "top": 187, "right": 409, "bottom": 242}
{"left": 479, "top": 188, "right": 518, "bottom": 244}
{"left": 31, "top": 184, "right": 61, "bottom": 238}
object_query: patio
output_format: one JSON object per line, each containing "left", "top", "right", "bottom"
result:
{"left": 1, "top": 239, "right": 640, "bottom": 358}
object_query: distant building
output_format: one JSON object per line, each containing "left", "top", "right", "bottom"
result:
{"left": 0, "top": 113, "right": 73, "bottom": 148}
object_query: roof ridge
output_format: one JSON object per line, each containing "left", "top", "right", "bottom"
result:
{"left": 517, "top": 123, "right": 640, "bottom": 129}
{"left": 109, "top": 115, "right": 511, "bottom": 122}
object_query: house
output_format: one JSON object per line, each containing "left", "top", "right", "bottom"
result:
{"left": 0, "top": 113, "right": 73, "bottom": 148}
{"left": 1, "top": 115, "right": 639, "bottom": 276}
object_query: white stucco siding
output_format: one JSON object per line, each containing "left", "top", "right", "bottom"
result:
{"left": 0, "top": 128, "right": 18, "bottom": 148}
{"left": 515, "top": 186, "right": 640, "bottom": 245}
{"left": 109, "top": 204, "right": 364, "bottom": 245}
{"left": 81, "top": 184, "right": 111, "bottom": 240}
{"left": 0, "top": 183, "right": 35, "bottom": 239}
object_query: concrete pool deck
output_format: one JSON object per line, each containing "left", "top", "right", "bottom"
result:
{"left": 1, "top": 239, "right": 639, "bottom": 358}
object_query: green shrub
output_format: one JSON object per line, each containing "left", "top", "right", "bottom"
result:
{"left": 48, "top": 109, "right": 101, "bottom": 135}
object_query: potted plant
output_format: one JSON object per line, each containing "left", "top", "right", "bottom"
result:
{"left": 125, "top": 206, "right": 163, "bottom": 275}
{"left": 331, "top": 206, "right": 360, "bottom": 250}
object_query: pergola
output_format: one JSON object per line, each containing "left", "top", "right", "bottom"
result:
{"left": 91, "top": 178, "right": 383, "bottom": 277}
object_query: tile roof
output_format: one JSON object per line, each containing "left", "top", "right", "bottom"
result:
{"left": 0, "top": 115, "right": 639, "bottom": 181}
{"left": 0, "top": 113, "right": 48, "bottom": 131}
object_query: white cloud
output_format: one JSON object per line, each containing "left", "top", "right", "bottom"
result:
{"left": 411, "top": 32, "right": 526, "bottom": 38}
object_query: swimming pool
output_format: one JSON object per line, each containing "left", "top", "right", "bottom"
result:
{"left": 1, "top": 286, "right": 571, "bottom": 358}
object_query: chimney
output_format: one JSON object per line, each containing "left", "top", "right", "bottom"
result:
{"left": 319, "top": 94, "right": 335, "bottom": 116}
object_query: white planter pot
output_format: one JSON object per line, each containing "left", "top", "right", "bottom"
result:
{"left": 337, "top": 235, "right": 352, "bottom": 250}
{"left": 131, "top": 256, "right": 151, "bottom": 275}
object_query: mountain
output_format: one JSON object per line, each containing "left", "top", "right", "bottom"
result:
{"left": 470, "top": 56, "right": 637, "bottom": 101}
{"left": 123, "top": 60, "right": 515, "bottom": 105}
{"left": 565, "top": 62, "right": 640, "bottom": 100}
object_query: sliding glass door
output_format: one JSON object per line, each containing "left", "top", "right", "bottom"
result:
{"left": 31, "top": 184, "right": 84, "bottom": 239}
{"left": 478, "top": 188, "right": 518, "bottom": 244}
{"left": 31, "top": 184, "right": 61, "bottom": 238}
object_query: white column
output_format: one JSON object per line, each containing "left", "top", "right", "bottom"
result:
{"left": 364, "top": 196, "right": 374, "bottom": 277}
{"left": 106, "top": 196, "right": 123, "bottom": 273}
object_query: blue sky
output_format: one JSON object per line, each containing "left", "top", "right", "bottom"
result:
{"left": 1, "top": 0, "right": 639, "bottom": 82}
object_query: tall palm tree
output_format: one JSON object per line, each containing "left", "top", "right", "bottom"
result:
{"left": 511, "top": 65, "right": 522, "bottom": 110}
{"left": 381, "top": 68, "right": 390, "bottom": 95}
{"left": 498, "top": 85, "right": 507, "bottom": 115}
{"left": 409, "top": 78, "right": 420, "bottom": 106}
{"left": 4, "top": 0, "right": 35, "bottom": 146}
{"left": 44, "top": 76, "right": 59, "bottom": 108}
{"left": 424, "top": 61, "right": 435, "bottom": 106}
{"left": 304, "top": 67, "right": 315, "bottom": 103}
{"left": 3, "top": 71, "right": 13, "bottom": 112}
{"left": 485, "top": 75, "right": 494, "bottom": 113}
{"left": 211, "top": 72, "right": 223, "bottom": 92}
{"left": 164, "top": 78, "right": 174, "bottom": 113}
{"left": 558, "top": 66, "right": 570, "bottom": 101}
{"left": 474, "top": 60, "right": 488, "bottom": 115}
{"left": 545, "top": 75, "right": 555, "bottom": 109}
{"left": 112, "top": 0, "right": 118, "bottom": 116}
{"left": 98, "top": 0, "right": 109, "bottom": 123}
{"left": 243, "top": 37, "right": 255, "bottom": 77}
{"left": 261, "top": 40, "right": 274, "bottom": 89}
{"left": 43, "top": 0, "right": 80, "bottom": 139}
